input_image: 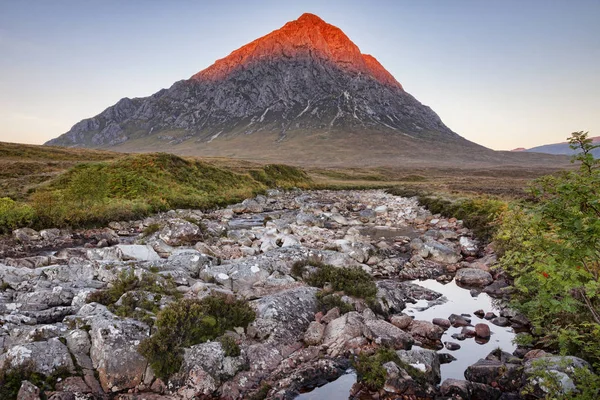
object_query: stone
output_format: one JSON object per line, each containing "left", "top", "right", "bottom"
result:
{"left": 364, "top": 319, "right": 414, "bottom": 350}
{"left": 390, "top": 314, "right": 413, "bottom": 330}
{"left": 75, "top": 303, "right": 149, "bottom": 393}
{"left": 304, "top": 321, "right": 325, "bottom": 345}
{"left": 465, "top": 359, "right": 523, "bottom": 392}
{"left": 455, "top": 268, "right": 493, "bottom": 287}
{"left": 475, "top": 323, "right": 491, "bottom": 339}
{"left": 432, "top": 318, "right": 451, "bottom": 329}
{"left": 13, "top": 228, "right": 41, "bottom": 242}
{"left": 159, "top": 218, "right": 202, "bottom": 246}
{"left": 440, "top": 379, "right": 502, "bottom": 400}
{"left": 491, "top": 317, "right": 510, "bottom": 327}
{"left": 459, "top": 236, "right": 479, "bottom": 257}
{"left": 115, "top": 244, "right": 160, "bottom": 261}
{"left": 249, "top": 286, "right": 318, "bottom": 344}
{"left": 396, "top": 348, "right": 441, "bottom": 384}
{"left": 423, "top": 239, "right": 461, "bottom": 264}
{"left": 445, "top": 342, "right": 461, "bottom": 351}
{"left": 320, "top": 307, "right": 341, "bottom": 324}
{"left": 17, "top": 381, "right": 41, "bottom": 400}
{"left": 408, "top": 320, "right": 444, "bottom": 345}
{"left": 1, "top": 338, "right": 74, "bottom": 375}
{"left": 86, "top": 246, "right": 123, "bottom": 261}
{"left": 449, "top": 313, "right": 471, "bottom": 327}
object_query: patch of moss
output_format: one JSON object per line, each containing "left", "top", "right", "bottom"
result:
{"left": 292, "top": 261, "right": 377, "bottom": 300}
{"left": 218, "top": 335, "right": 241, "bottom": 357}
{"left": 316, "top": 290, "right": 354, "bottom": 314}
{"left": 352, "top": 348, "right": 428, "bottom": 391}
{"left": 138, "top": 296, "right": 255, "bottom": 380}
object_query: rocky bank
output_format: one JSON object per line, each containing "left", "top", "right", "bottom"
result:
{"left": 0, "top": 190, "right": 589, "bottom": 399}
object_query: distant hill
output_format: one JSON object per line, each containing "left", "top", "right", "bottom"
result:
{"left": 513, "top": 136, "right": 600, "bottom": 157}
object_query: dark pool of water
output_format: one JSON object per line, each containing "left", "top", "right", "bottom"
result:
{"left": 404, "top": 279, "right": 516, "bottom": 381}
{"left": 295, "top": 371, "right": 357, "bottom": 400}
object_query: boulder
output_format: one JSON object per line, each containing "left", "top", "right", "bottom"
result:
{"left": 116, "top": 244, "right": 160, "bottom": 261}
{"left": 459, "top": 236, "right": 479, "bottom": 257}
{"left": 455, "top": 268, "right": 493, "bottom": 287}
{"left": 465, "top": 359, "right": 523, "bottom": 392}
{"left": 396, "top": 348, "right": 441, "bottom": 384}
{"left": 364, "top": 319, "right": 414, "bottom": 350}
{"left": 0, "top": 338, "right": 74, "bottom": 375}
{"left": 304, "top": 321, "right": 325, "bottom": 346}
{"left": 423, "top": 238, "right": 461, "bottom": 264}
{"left": 159, "top": 219, "right": 203, "bottom": 246}
{"left": 249, "top": 286, "right": 318, "bottom": 344}
{"left": 523, "top": 356, "right": 590, "bottom": 399}
{"left": 475, "top": 323, "right": 491, "bottom": 339}
{"left": 17, "top": 381, "right": 41, "bottom": 400}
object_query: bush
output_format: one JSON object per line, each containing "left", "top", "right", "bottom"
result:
{"left": 88, "top": 270, "right": 180, "bottom": 307}
{"left": 316, "top": 291, "right": 354, "bottom": 314}
{"left": 352, "top": 348, "right": 427, "bottom": 391}
{"left": 138, "top": 296, "right": 255, "bottom": 380}
{"left": 0, "top": 362, "right": 71, "bottom": 400}
{"left": 218, "top": 335, "right": 241, "bottom": 357}
{"left": 496, "top": 132, "right": 600, "bottom": 379}
{"left": 292, "top": 261, "right": 377, "bottom": 300}
{"left": 0, "top": 198, "right": 34, "bottom": 233}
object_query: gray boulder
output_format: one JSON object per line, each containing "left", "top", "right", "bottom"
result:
{"left": 455, "top": 268, "right": 493, "bottom": 287}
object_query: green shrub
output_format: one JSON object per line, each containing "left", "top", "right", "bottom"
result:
{"left": 352, "top": 348, "right": 427, "bottom": 391}
{"left": 292, "top": 261, "right": 377, "bottom": 300}
{"left": 0, "top": 363, "right": 71, "bottom": 400}
{"left": 0, "top": 197, "right": 35, "bottom": 233}
{"left": 138, "top": 296, "right": 255, "bottom": 380}
{"left": 88, "top": 270, "right": 180, "bottom": 307}
{"left": 316, "top": 290, "right": 354, "bottom": 314}
{"left": 218, "top": 335, "right": 241, "bottom": 357}
{"left": 496, "top": 132, "right": 600, "bottom": 385}
{"left": 143, "top": 223, "right": 161, "bottom": 236}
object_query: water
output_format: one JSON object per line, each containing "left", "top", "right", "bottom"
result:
{"left": 295, "top": 371, "right": 357, "bottom": 400}
{"left": 405, "top": 279, "right": 516, "bottom": 381}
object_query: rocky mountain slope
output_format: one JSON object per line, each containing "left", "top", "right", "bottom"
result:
{"left": 44, "top": 13, "right": 565, "bottom": 167}
{"left": 512, "top": 135, "right": 600, "bottom": 157}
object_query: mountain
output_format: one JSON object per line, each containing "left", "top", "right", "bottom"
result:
{"left": 46, "top": 13, "right": 565, "bottom": 167}
{"left": 513, "top": 136, "right": 600, "bottom": 157}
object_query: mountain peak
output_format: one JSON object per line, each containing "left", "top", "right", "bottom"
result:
{"left": 192, "top": 13, "right": 402, "bottom": 89}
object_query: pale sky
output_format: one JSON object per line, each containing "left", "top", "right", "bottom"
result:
{"left": 1, "top": 0, "right": 598, "bottom": 150}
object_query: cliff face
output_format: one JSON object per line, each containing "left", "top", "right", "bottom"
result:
{"left": 46, "top": 13, "right": 490, "bottom": 166}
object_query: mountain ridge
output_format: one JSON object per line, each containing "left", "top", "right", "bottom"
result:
{"left": 45, "top": 13, "right": 566, "bottom": 167}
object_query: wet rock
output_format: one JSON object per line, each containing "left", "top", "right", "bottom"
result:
{"left": 439, "top": 353, "right": 457, "bottom": 364}
{"left": 445, "top": 342, "right": 461, "bottom": 351}
{"left": 407, "top": 320, "right": 444, "bottom": 346}
{"left": 440, "top": 379, "right": 502, "bottom": 400}
{"left": 432, "top": 318, "right": 451, "bottom": 329}
{"left": 455, "top": 268, "right": 493, "bottom": 287}
{"left": 491, "top": 317, "right": 510, "bottom": 327}
{"left": 474, "top": 309, "right": 485, "bottom": 318}
{"left": 475, "top": 323, "right": 491, "bottom": 339}
{"left": 375, "top": 280, "right": 443, "bottom": 316}
{"left": 483, "top": 279, "right": 512, "bottom": 297}
{"left": 449, "top": 313, "right": 471, "bottom": 327}
{"left": 484, "top": 312, "right": 496, "bottom": 320}
{"left": 303, "top": 321, "right": 325, "bottom": 345}
{"left": 465, "top": 359, "right": 523, "bottom": 392}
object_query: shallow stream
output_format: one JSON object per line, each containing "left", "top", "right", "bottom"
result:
{"left": 296, "top": 278, "right": 516, "bottom": 398}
